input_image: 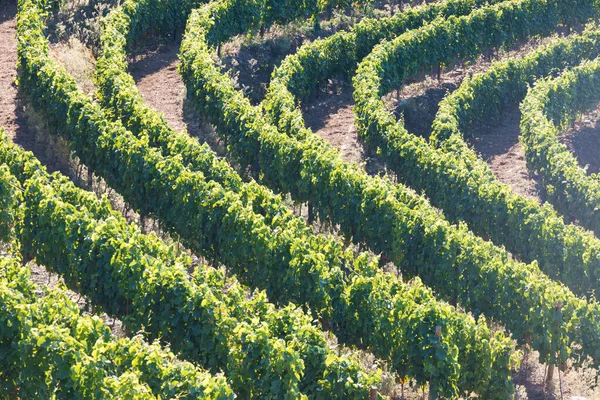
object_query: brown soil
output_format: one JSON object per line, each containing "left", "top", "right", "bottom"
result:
{"left": 1, "top": 2, "right": 29, "bottom": 143}
{"left": 560, "top": 106, "right": 600, "bottom": 176}
{"left": 129, "top": 44, "right": 187, "bottom": 132}
{"left": 301, "top": 84, "right": 387, "bottom": 175}
{"left": 302, "top": 85, "right": 365, "bottom": 166}
{"left": 129, "top": 42, "right": 224, "bottom": 153}
{"left": 0, "top": 0, "right": 74, "bottom": 176}
{"left": 381, "top": 55, "right": 546, "bottom": 203}
{"left": 377, "top": 38, "right": 560, "bottom": 204}
{"left": 465, "top": 108, "right": 543, "bottom": 202}
{"left": 297, "top": 64, "right": 542, "bottom": 199}
{"left": 297, "top": 42, "right": 544, "bottom": 182}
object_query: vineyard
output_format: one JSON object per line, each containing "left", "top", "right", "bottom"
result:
{"left": 1, "top": 0, "right": 600, "bottom": 397}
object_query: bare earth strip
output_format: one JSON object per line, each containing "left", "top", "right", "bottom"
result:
{"left": 129, "top": 44, "right": 189, "bottom": 132}
{"left": 129, "top": 42, "right": 223, "bottom": 151}
{"left": 0, "top": 0, "right": 66, "bottom": 174}
{"left": 465, "top": 108, "right": 542, "bottom": 203}
{"left": 0, "top": 1, "right": 23, "bottom": 140}
{"left": 302, "top": 86, "right": 366, "bottom": 167}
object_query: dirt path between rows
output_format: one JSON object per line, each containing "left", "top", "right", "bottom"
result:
{"left": 302, "top": 86, "right": 367, "bottom": 167}
{"left": 299, "top": 76, "right": 543, "bottom": 203}
{"left": 0, "top": 0, "right": 66, "bottom": 174}
{"left": 130, "top": 44, "right": 188, "bottom": 132}
{"left": 129, "top": 42, "right": 222, "bottom": 151}
{"left": 465, "top": 108, "right": 542, "bottom": 203}
{"left": 560, "top": 106, "right": 600, "bottom": 175}
{"left": 1, "top": 1, "right": 25, "bottom": 140}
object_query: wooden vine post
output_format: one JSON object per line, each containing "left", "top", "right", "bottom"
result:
{"left": 369, "top": 386, "right": 378, "bottom": 400}
{"left": 546, "top": 302, "right": 563, "bottom": 386}
{"left": 307, "top": 202, "right": 314, "bottom": 225}
{"left": 428, "top": 325, "right": 442, "bottom": 400}
{"left": 87, "top": 168, "right": 93, "bottom": 189}
{"left": 140, "top": 213, "right": 147, "bottom": 234}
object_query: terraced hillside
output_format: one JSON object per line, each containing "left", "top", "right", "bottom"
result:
{"left": 3, "top": 0, "right": 600, "bottom": 397}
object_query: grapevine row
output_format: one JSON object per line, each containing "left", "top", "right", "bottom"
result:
{"left": 97, "top": 0, "right": 299, "bottom": 234}
{"left": 0, "top": 167, "right": 233, "bottom": 399}
{"left": 0, "top": 256, "right": 233, "bottom": 399}
{"left": 426, "top": 25, "right": 600, "bottom": 294}
{"left": 179, "top": 0, "right": 600, "bottom": 369}
{"left": 262, "top": 0, "right": 600, "bottom": 299}
{"left": 96, "top": 0, "right": 520, "bottom": 395}
{"left": 0, "top": 127, "right": 379, "bottom": 399}
{"left": 16, "top": 1, "right": 513, "bottom": 397}
{"left": 352, "top": 0, "right": 600, "bottom": 297}
{"left": 262, "top": 0, "right": 600, "bottom": 298}
{"left": 520, "top": 58, "right": 600, "bottom": 237}
{"left": 264, "top": 0, "right": 505, "bottom": 139}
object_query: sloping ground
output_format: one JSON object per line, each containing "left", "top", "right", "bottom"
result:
{"left": 298, "top": 67, "right": 543, "bottom": 202}
{"left": 0, "top": 1, "right": 71, "bottom": 175}
{"left": 129, "top": 42, "right": 223, "bottom": 151}
{"left": 393, "top": 64, "right": 543, "bottom": 203}
{"left": 129, "top": 44, "right": 188, "bottom": 132}
{"left": 467, "top": 102, "right": 600, "bottom": 207}
{"left": 560, "top": 105, "right": 600, "bottom": 176}
{"left": 465, "top": 108, "right": 542, "bottom": 203}
{"left": 65, "top": 8, "right": 599, "bottom": 398}
{"left": 0, "top": 0, "right": 125, "bottom": 337}
{"left": 1, "top": 2, "right": 27, "bottom": 142}
{"left": 302, "top": 86, "right": 367, "bottom": 167}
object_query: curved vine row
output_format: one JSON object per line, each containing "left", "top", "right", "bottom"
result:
{"left": 262, "top": 0, "right": 600, "bottom": 302}
{"left": 14, "top": 1, "right": 517, "bottom": 396}
{"left": 0, "top": 165, "right": 234, "bottom": 399}
{"left": 179, "top": 0, "right": 600, "bottom": 371}
{"left": 0, "top": 126, "right": 381, "bottom": 399}
{"left": 0, "top": 252, "right": 234, "bottom": 399}
{"left": 97, "top": 0, "right": 300, "bottom": 234}
{"left": 423, "top": 25, "right": 600, "bottom": 296}
{"left": 17, "top": 0, "right": 600, "bottom": 394}
{"left": 263, "top": 0, "right": 505, "bottom": 139}
{"left": 259, "top": 0, "right": 600, "bottom": 304}
{"left": 520, "top": 58, "right": 600, "bottom": 236}
{"left": 352, "top": 0, "right": 600, "bottom": 297}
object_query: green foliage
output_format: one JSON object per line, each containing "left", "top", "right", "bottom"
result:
{"left": 0, "top": 254, "right": 234, "bottom": 399}
{"left": 520, "top": 57, "right": 600, "bottom": 248}
{"left": 264, "top": 0, "right": 504, "bottom": 137}
{"left": 22, "top": 0, "right": 600, "bottom": 394}
{"left": 0, "top": 128, "right": 374, "bottom": 400}
{"left": 350, "top": 0, "right": 600, "bottom": 300}
{"left": 97, "top": 0, "right": 520, "bottom": 397}
{"left": 179, "top": 0, "right": 600, "bottom": 381}
{"left": 16, "top": 0, "right": 519, "bottom": 397}
{"left": 176, "top": 1, "right": 522, "bottom": 399}
{"left": 423, "top": 25, "right": 600, "bottom": 297}
{"left": 349, "top": 0, "right": 600, "bottom": 366}
{"left": 15, "top": 2, "right": 381, "bottom": 398}
{"left": 0, "top": 156, "right": 20, "bottom": 243}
